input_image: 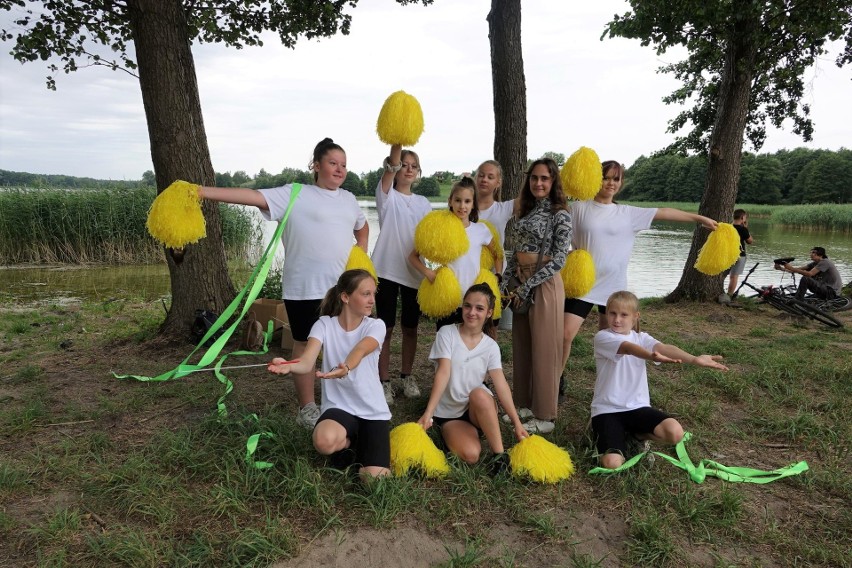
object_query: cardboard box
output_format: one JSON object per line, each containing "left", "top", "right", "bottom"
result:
{"left": 249, "top": 298, "right": 294, "bottom": 350}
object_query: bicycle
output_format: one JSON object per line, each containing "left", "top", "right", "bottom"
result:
{"left": 732, "top": 262, "right": 844, "bottom": 328}
{"left": 767, "top": 256, "right": 852, "bottom": 313}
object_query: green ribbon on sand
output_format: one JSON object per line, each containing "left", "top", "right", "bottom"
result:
{"left": 589, "top": 432, "right": 809, "bottom": 484}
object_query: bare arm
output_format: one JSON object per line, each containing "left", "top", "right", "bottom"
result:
{"left": 268, "top": 338, "right": 322, "bottom": 375}
{"left": 199, "top": 186, "right": 269, "bottom": 210}
{"left": 654, "top": 208, "right": 717, "bottom": 231}
{"left": 487, "top": 238, "right": 503, "bottom": 275}
{"left": 379, "top": 144, "right": 402, "bottom": 193}
{"left": 653, "top": 343, "right": 729, "bottom": 370}
{"left": 408, "top": 249, "right": 436, "bottom": 283}
{"left": 488, "top": 368, "right": 528, "bottom": 441}
{"left": 316, "top": 336, "right": 380, "bottom": 379}
{"left": 417, "top": 358, "right": 451, "bottom": 429}
{"left": 354, "top": 223, "right": 369, "bottom": 253}
{"left": 616, "top": 340, "right": 681, "bottom": 364}
{"left": 780, "top": 263, "right": 820, "bottom": 278}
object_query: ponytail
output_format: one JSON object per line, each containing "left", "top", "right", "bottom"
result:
{"left": 320, "top": 269, "right": 374, "bottom": 317}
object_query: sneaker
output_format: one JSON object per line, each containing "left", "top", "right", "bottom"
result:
{"left": 522, "top": 418, "right": 555, "bottom": 434}
{"left": 402, "top": 375, "right": 420, "bottom": 398}
{"left": 502, "top": 407, "right": 533, "bottom": 424}
{"left": 296, "top": 402, "right": 320, "bottom": 430}
{"left": 382, "top": 381, "right": 394, "bottom": 405}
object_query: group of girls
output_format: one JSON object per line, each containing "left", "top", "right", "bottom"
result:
{"left": 199, "top": 137, "right": 719, "bottom": 478}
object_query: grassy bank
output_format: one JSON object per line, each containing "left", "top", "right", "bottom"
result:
{"left": 0, "top": 187, "right": 258, "bottom": 264}
{"left": 0, "top": 296, "right": 849, "bottom": 566}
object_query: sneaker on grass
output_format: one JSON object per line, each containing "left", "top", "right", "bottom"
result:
{"left": 296, "top": 401, "right": 320, "bottom": 430}
{"left": 502, "top": 407, "right": 533, "bottom": 424}
{"left": 402, "top": 375, "right": 420, "bottom": 398}
{"left": 382, "top": 381, "right": 394, "bottom": 405}
{"left": 521, "top": 418, "right": 555, "bottom": 434}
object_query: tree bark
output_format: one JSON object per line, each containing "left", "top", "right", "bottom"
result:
{"left": 127, "top": 0, "right": 236, "bottom": 335}
{"left": 487, "top": 0, "right": 526, "bottom": 202}
{"left": 667, "top": 6, "right": 758, "bottom": 302}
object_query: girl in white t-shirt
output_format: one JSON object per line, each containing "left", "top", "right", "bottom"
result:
{"left": 372, "top": 143, "right": 433, "bottom": 405}
{"left": 408, "top": 177, "right": 503, "bottom": 330}
{"left": 474, "top": 160, "right": 518, "bottom": 249}
{"left": 417, "top": 284, "right": 527, "bottom": 473}
{"left": 200, "top": 138, "right": 369, "bottom": 431}
{"left": 268, "top": 269, "right": 391, "bottom": 480}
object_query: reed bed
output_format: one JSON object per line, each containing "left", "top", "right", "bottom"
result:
{"left": 0, "top": 187, "right": 258, "bottom": 264}
{"left": 771, "top": 203, "right": 852, "bottom": 232}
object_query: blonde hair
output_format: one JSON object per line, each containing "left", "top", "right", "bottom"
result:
{"left": 606, "top": 290, "right": 639, "bottom": 313}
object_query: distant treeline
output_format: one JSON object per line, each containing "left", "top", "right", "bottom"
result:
{"left": 0, "top": 169, "right": 155, "bottom": 189}
{"left": 622, "top": 148, "right": 852, "bottom": 204}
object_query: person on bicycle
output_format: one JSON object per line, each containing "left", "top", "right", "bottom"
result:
{"left": 776, "top": 247, "right": 843, "bottom": 300}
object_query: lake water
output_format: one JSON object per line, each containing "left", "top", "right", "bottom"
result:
{"left": 2, "top": 204, "right": 850, "bottom": 305}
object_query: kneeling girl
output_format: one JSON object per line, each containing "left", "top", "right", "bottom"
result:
{"left": 268, "top": 269, "right": 390, "bottom": 479}
{"left": 417, "top": 284, "right": 528, "bottom": 466}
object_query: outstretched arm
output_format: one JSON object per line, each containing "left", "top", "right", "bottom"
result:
{"left": 653, "top": 343, "right": 728, "bottom": 370}
{"left": 199, "top": 186, "right": 269, "bottom": 210}
{"left": 316, "top": 336, "right": 380, "bottom": 379}
{"left": 268, "top": 338, "right": 322, "bottom": 375}
{"left": 617, "top": 340, "right": 681, "bottom": 364}
{"left": 654, "top": 208, "right": 717, "bottom": 231}
{"left": 417, "top": 358, "right": 451, "bottom": 429}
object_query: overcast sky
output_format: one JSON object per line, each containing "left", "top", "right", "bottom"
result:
{"left": 0, "top": 0, "right": 848, "bottom": 181}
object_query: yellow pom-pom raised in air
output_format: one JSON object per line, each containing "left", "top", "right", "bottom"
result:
{"left": 508, "top": 434, "right": 575, "bottom": 483}
{"left": 414, "top": 210, "right": 469, "bottom": 265}
{"left": 560, "top": 249, "right": 596, "bottom": 299}
{"left": 561, "top": 147, "right": 602, "bottom": 201}
{"left": 694, "top": 222, "right": 740, "bottom": 275}
{"left": 474, "top": 268, "right": 501, "bottom": 320}
{"left": 376, "top": 91, "right": 425, "bottom": 146}
{"left": 146, "top": 180, "right": 205, "bottom": 248}
{"left": 477, "top": 220, "right": 504, "bottom": 271}
{"left": 389, "top": 422, "right": 450, "bottom": 478}
{"left": 345, "top": 245, "right": 378, "bottom": 282}
{"left": 418, "top": 266, "right": 462, "bottom": 318}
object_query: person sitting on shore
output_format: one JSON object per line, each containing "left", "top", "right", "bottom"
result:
{"left": 776, "top": 246, "right": 843, "bottom": 301}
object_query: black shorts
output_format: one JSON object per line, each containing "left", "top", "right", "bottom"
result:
{"left": 591, "top": 407, "right": 670, "bottom": 456}
{"left": 317, "top": 408, "right": 390, "bottom": 468}
{"left": 283, "top": 299, "right": 322, "bottom": 342}
{"left": 564, "top": 298, "right": 606, "bottom": 318}
{"left": 376, "top": 277, "right": 421, "bottom": 329}
{"left": 432, "top": 409, "right": 473, "bottom": 428}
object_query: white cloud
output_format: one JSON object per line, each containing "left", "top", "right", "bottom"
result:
{"left": 0, "top": 0, "right": 848, "bottom": 180}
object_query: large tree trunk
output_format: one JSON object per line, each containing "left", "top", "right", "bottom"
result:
{"left": 667, "top": 8, "right": 758, "bottom": 302}
{"left": 127, "top": 0, "right": 236, "bottom": 335}
{"left": 487, "top": 0, "right": 526, "bottom": 201}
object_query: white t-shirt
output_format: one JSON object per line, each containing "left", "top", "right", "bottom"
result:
{"left": 571, "top": 200, "right": 657, "bottom": 306}
{"left": 259, "top": 183, "right": 367, "bottom": 300}
{"left": 309, "top": 315, "right": 390, "bottom": 421}
{"left": 429, "top": 324, "right": 501, "bottom": 419}
{"left": 372, "top": 181, "right": 432, "bottom": 289}
{"left": 591, "top": 329, "right": 660, "bottom": 417}
{"left": 448, "top": 222, "right": 493, "bottom": 294}
{"left": 478, "top": 200, "right": 514, "bottom": 248}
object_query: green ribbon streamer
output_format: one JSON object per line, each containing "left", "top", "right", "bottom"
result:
{"left": 245, "top": 413, "right": 276, "bottom": 470}
{"left": 589, "top": 432, "right": 809, "bottom": 484}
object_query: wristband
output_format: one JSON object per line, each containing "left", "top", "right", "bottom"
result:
{"left": 383, "top": 156, "right": 402, "bottom": 174}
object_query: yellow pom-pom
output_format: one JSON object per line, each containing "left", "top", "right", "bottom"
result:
{"left": 474, "top": 268, "right": 502, "bottom": 320}
{"left": 477, "top": 220, "right": 504, "bottom": 271}
{"left": 694, "top": 222, "right": 740, "bottom": 275}
{"left": 414, "top": 210, "right": 469, "bottom": 265}
{"left": 345, "top": 245, "right": 378, "bottom": 282}
{"left": 561, "top": 147, "right": 602, "bottom": 201}
{"left": 376, "top": 91, "right": 425, "bottom": 146}
{"left": 418, "top": 266, "right": 462, "bottom": 318}
{"left": 560, "top": 249, "right": 596, "bottom": 299}
{"left": 508, "top": 434, "right": 575, "bottom": 483}
{"left": 389, "top": 422, "right": 450, "bottom": 478}
{"left": 146, "top": 180, "right": 205, "bottom": 248}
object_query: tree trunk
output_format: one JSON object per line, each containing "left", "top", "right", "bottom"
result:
{"left": 127, "top": 0, "right": 236, "bottom": 335}
{"left": 487, "top": 0, "right": 526, "bottom": 201}
{"left": 667, "top": 7, "right": 758, "bottom": 302}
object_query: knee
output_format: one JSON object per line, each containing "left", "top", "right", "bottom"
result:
{"left": 313, "top": 429, "right": 345, "bottom": 456}
{"left": 600, "top": 452, "right": 624, "bottom": 470}
{"left": 469, "top": 388, "right": 493, "bottom": 410}
{"left": 456, "top": 445, "right": 482, "bottom": 465}
{"left": 657, "top": 419, "right": 684, "bottom": 445}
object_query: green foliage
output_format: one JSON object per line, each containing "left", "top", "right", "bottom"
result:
{"left": 541, "top": 151, "right": 566, "bottom": 166}
{"left": 413, "top": 177, "right": 441, "bottom": 197}
{"left": 341, "top": 171, "right": 367, "bottom": 195}
{"left": 771, "top": 204, "right": 852, "bottom": 231}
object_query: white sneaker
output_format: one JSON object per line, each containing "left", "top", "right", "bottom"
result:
{"left": 296, "top": 402, "right": 320, "bottom": 430}
{"left": 502, "top": 407, "right": 533, "bottom": 424}
{"left": 522, "top": 418, "right": 555, "bottom": 434}
{"left": 382, "top": 381, "right": 394, "bottom": 405}
{"left": 402, "top": 375, "right": 420, "bottom": 398}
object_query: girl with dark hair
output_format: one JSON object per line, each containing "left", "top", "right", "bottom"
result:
{"left": 417, "top": 284, "right": 527, "bottom": 471}
{"left": 268, "top": 269, "right": 390, "bottom": 479}
{"left": 200, "top": 138, "right": 369, "bottom": 430}
{"left": 372, "top": 143, "right": 432, "bottom": 405}
{"left": 503, "top": 158, "right": 572, "bottom": 434}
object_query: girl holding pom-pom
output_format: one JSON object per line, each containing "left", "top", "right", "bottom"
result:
{"left": 199, "top": 138, "right": 368, "bottom": 431}
{"left": 562, "top": 161, "right": 718, "bottom": 376}
{"left": 268, "top": 269, "right": 390, "bottom": 479}
{"left": 408, "top": 177, "right": 503, "bottom": 330}
{"left": 475, "top": 160, "right": 519, "bottom": 248}
{"left": 372, "top": 144, "right": 433, "bottom": 405}
{"left": 417, "top": 283, "right": 527, "bottom": 472}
